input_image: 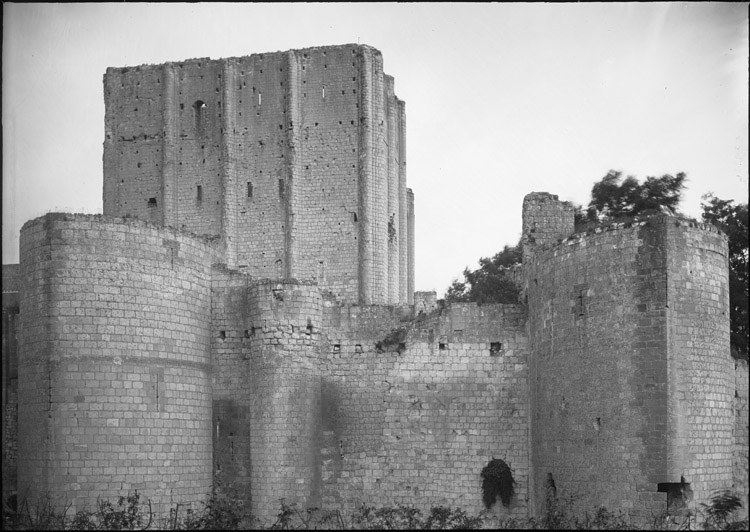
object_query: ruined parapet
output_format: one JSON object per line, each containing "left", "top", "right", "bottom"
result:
{"left": 525, "top": 214, "right": 733, "bottom": 524}
{"left": 245, "top": 279, "right": 323, "bottom": 523}
{"left": 17, "top": 213, "right": 215, "bottom": 515}
{"left": 521, "top": 192, "right": 575, "bottom": 265}
{"left": 414, "top": 291, "right": 437, "bottom": 315}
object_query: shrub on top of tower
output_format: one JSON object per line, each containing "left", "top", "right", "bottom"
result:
{"left": 575, "top": 170, "right": 687, "bottom": 231}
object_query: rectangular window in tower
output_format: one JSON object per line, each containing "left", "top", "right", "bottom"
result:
{"left": 278, "top": 179, "right": 285, "bottom": 198}
{"left": 247, "top": 182, "right": 253, "bottom": 198}
{"left": 197, "top": 185, "right": 203, "bottom": 205}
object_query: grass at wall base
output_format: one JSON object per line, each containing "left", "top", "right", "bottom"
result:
{"left": 2, "top": 487, "right": 747, "bottom": 530}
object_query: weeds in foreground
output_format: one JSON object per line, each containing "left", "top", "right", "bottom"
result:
{"left": 2, "top": 487, "right": 747, "bottom": 530}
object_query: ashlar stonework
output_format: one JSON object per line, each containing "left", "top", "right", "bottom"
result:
{"left": 2, "top": 44, "right": 747, "bottom": 526}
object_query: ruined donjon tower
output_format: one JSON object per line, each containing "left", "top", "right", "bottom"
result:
{"left": 2, "top": 44, "right": 748, "bottom": 526}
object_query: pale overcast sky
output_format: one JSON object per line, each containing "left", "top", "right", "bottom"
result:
{"left": 3, "top": 3, "right": 748, "bottom": 296}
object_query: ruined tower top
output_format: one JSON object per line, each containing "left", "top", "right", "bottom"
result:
{"left": 103, "top": 45, "right": 414, "bottom": 305}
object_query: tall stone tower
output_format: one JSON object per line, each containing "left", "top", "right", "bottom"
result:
{"left": 102, "top": 44, "right": 414, "bottom": 305}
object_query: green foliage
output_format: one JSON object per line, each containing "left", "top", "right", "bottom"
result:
{"left": 4, "top": 487, "right": 746, "bottom": 530}
{"left": 577, "top": 170, "right": 687, "bottom": 228}
{"left": 180, "top": 488, "right": 252, "bottom": 530}
{"left": 349, "top": 504, "right": 484, "bottom": 530}
{"left": 262, "top": 501, "right": 483, "bottom": 530}
{"left": 444, "top": 244, "right": 522, "bottom": 305}
{"left": 375, "top": 327, "right": 408, "bottom": 353}
{"left": 529, "top": 492, "right": 630, "bottom": 530}
{"left": 3, "top": 490, "right": 151, "bottom": 530}
{"left": 422, "top": 506, "right": 484, "bottom": 529}
{"left": 701, "top": 194, "right": 749, "bottom": 361}
{"left": 700, "top": 490, "right": 746, "bottom": 530}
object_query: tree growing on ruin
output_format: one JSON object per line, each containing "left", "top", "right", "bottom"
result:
{"left": 701, "top": 193, "right": 749, "bottom": 361}
{"left": 574, "top": 170, "right": 687, "bottom": 230}
{"left": 444, "top": 244, "right": 521, "bottom": 305}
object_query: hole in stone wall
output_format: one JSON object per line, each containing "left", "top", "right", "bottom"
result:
{"left": 244, "top": 330, "right": 251, "bottom": 338}
{"left": 352, "top": 212, "right": 358, "bottom": 222}
{"left": 490, "top": 342, "right": 502, "bottom": 356}
{"left": 481, "top": 459, "right": 515, "bottom": 509}
{"left": 439, "top": 343, "right": 447, "bottom": 350}
{"left": 147, "top": 198, "right": 157, "bottom": 208}
{"left": 333, "top": 344, "right": 341, "bottom": 353}
{"left": 247, "top": 182, "right": 253, "bottom": 198}
{"left": 278, "top": 179, "right": 285, "bottom": 198}
{"left": 306, "top": 320, "right": 314, "bottom": 336}
{"left": 219, "top": 330, "right": 226, "bottom": 340}
{"left": 196, "top": 185, "right": 202, "bottom": 204}
{"left": 355, "top": 344, "right": 363, "bottom": 353}
{"left": 658, "top": 478, "right": 692, "bottom": 512}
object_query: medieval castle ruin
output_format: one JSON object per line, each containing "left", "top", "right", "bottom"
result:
{"left": 2, "top": 44, "right": 748, "bottom": 526}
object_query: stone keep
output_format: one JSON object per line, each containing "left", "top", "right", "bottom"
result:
{"left": 1, "top": 44, "right": 748, "bottom": 526}
{"left": 102, "top": 45, "right": 413, "bottom": 305}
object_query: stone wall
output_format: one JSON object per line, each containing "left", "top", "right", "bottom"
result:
{"left": 319, "top": 302, "right": 531, "bottom": 519}
{"left": 734, "top": 358, "right": 749, "bottom": 516}
{"left": 16, "top": 213, "right": 216, "bottom": 515}
{"left": 103, "top": 45, "right": 412, "bottom": 305}
{"left": 663, "top": 218, "right": 734, "bottom": 512}
{"left": 2, "top": 272, "right": 19, "bottom": 503}
{"left": 245, "top": 280, "right": 324, "bottom": 522}
{"left": 210, "top": 266, "right": 254, "bottom": 502}
{"left": 2, "top": 41, "right": 747, "bottom": 526}
{"left": 521, "top": 192, "right": 575, "bottom": 265}
{"left": 525, "top": 213, "right": 733, "bottom": 525}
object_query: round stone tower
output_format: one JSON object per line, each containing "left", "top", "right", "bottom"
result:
{"left": 523, "top": 200, "right": 733, "bottom": 524}
{"left": 17, "top": 213, "right": 215, "bottom": 515}
{"left": 244, "top": 279, "right": 323, "bottom": 523}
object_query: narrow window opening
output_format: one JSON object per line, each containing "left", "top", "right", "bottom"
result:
{"left": 196, "top": 185, "right": 203, "bottom": 204}
{"left": 193, "top": 100, "right": 207, "bottom": 135}
{"left": 333, "top": 344, "right": 341, "bottom": 353}
{"left": 322, "top": 86, "right": 326, "bottom": 98}
{"left": 439, "top": 343, "right": 447, "bottom": 350}
{"left": 247, "top": 182, "right": 253, "bottom": 198}
{"left": 578, "top": 291, "right": 586, "bottom": 317}
{"left": 355, "top": 344, "right": 363, "bottom": 353}
{"left": 219, "top": 330, "right": 226, "bottom": 340}
{"left": 306, "top": 319, "right": 314, "bottom": 336}
{"left": 352, "top": 212, "right": 358, "bottom": 222}
{"left": 278, "top": 179, "right": 285, "bottom": 198}
{"left": 244, "top": 329, "right": 251, "bottom": 339}
{"left": 147, "top": 197, "right": 157, "bottom": 208}
{"left": 258, "top": 92, "right": 262, "bottom": 105}
{"left": 318, "top": 261, "right": 325, "bottom": 281}
{"left": 490, "top": 342, "right": 502, "bottom": 356}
